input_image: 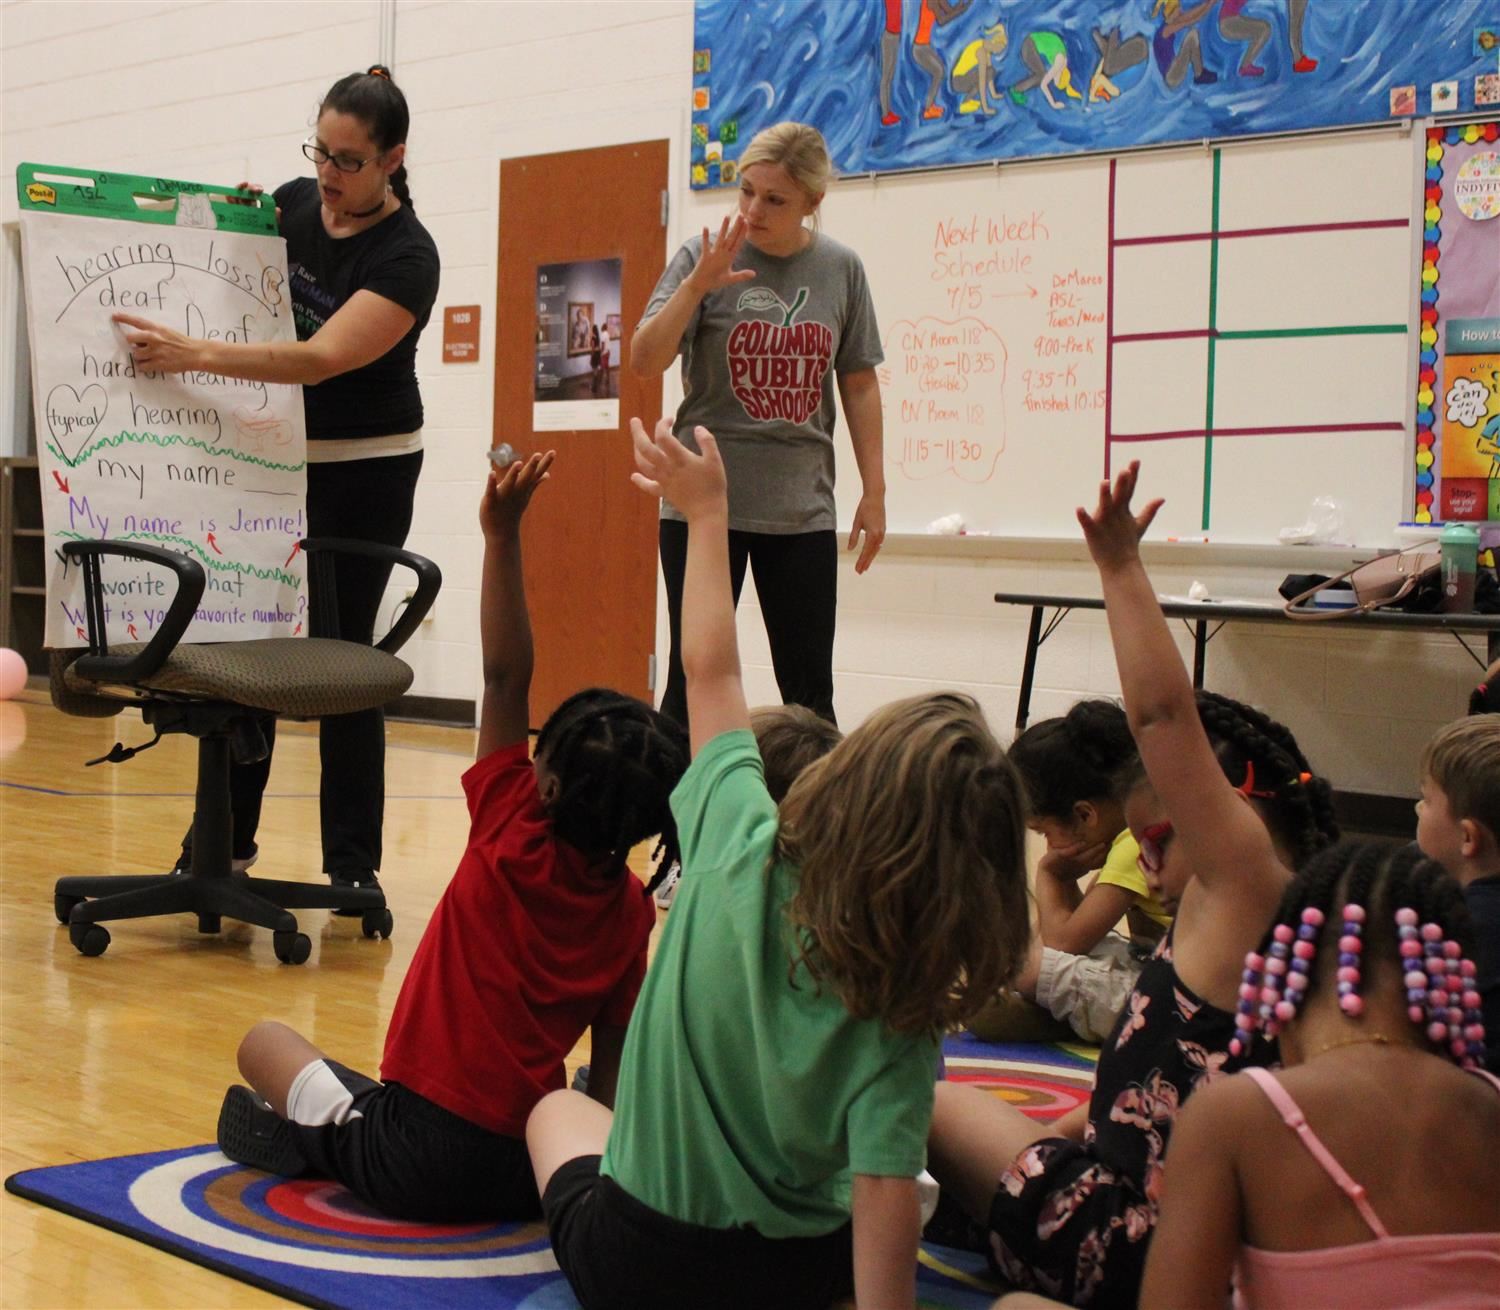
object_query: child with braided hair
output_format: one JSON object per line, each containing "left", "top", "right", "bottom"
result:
{"left": 929, "top": 462, "right": 1339, "bottom": 1309}
{"left": 215, "top": 451, "right": 690, "bottom": 1221}
{"left": 1141, "top": 841, "right": 1500, "bottom": 1308}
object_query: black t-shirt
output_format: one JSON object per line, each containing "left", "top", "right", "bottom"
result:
{"left": 273, "top": 177, "right": 440, "bottom": 440}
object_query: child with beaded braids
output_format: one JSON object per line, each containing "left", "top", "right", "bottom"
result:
{"left": 1141, "top": 841, "right": 1500, "bottom": 1308}
{"left": 215, "top": 452, "right": 689, "bottom": 1222}
{"left": 929, "top": 462, "right": 1338, "bottom": 1310}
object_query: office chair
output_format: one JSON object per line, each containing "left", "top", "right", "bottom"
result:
{"left": 50, "top": 536, "right": 440, "bottom": 964}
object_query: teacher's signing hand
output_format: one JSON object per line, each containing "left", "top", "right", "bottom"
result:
{"left": 112, "top": 312, "right": 203, "bottom": 373}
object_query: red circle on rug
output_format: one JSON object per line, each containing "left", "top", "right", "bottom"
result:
{"left": 263, "top": 1180, "right": 490, "bottom": 1238}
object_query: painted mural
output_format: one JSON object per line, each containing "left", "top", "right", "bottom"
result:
{"left": 690, "top": 0, "right": 1500, "bottom": 188}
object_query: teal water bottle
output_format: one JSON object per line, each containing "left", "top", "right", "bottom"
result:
{"left": 1439, "top": 522, "right": 1480, "bottom": 612}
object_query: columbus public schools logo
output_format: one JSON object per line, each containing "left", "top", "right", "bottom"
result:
{"left": 726, "top": 287, "right": 832, "bottom": 424}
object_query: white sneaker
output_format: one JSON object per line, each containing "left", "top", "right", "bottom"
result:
{"left": 653, "top": 860, "right": 682, "bottom": 909}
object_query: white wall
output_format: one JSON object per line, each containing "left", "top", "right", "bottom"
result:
{"left": 3, "top": 0, "right": 1473, "bottom": 798}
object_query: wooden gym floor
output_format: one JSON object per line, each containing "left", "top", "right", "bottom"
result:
{"left": 0, "top": 690, "right": 640, "bottom": 1307}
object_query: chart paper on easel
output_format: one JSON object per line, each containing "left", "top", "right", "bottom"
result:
{"left": 19, "top": 165, "right": 307, "bottom": 649}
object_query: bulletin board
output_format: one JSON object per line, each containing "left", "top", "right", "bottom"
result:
{"left": 17, "top": 163, "right": 307, "bottom": 649}
{"left": 1417, "top": 119, "right": 1500, "bottom": 523}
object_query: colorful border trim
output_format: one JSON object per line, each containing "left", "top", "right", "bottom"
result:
{"left": 1415, "top": 120, "right": 1500, "bottom": 525}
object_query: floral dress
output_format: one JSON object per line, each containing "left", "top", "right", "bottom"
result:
{"left": 986, "top": 933, "right": 1268, "bottom": 1308}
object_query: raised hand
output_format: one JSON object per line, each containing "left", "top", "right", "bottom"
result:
{"left": 480, "top": 449, "right": 555, "bottom": 537}
{"left": 685, "top": 216, "right": 757, "bottom": 296}
{"left": 629, "top": 418, "right": 727, "bottom": 523}
{"left": 1076, "top": 460, "right": 1163, "bottom": 573}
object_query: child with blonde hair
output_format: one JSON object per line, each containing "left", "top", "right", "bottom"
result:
{"left": 1417, "top": 714, "right": 1500, "bottom": 1071}
{"left": 526, "top": 419, "right": 1032, "bottom": 1310}
{"left": 1141, "top": 841, "right": 1500, "bottom": 1308}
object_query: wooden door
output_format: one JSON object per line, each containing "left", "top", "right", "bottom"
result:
{"left": 494, "top": 141, "right": 668, "bottom": 728}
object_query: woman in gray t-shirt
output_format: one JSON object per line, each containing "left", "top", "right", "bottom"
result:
{"left": 632, "top": 122, "right": 886, "bottom": 732}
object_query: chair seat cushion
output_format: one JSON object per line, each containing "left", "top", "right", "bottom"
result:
{"left": 64, "top": 639, "right": 414, "bottom": 717}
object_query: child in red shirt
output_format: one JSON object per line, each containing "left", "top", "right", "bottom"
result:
{"left": 215, "top": 451, "right": 689, "bottom": 1221}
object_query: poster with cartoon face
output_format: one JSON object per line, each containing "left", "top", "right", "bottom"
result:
{"left": 1440, "top": 351, "right": 1500, "bottom": 520}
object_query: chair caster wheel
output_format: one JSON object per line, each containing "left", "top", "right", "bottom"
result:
{"left": 55, "top": 894, "right": 82, "bottom": 925}
{"left": 361, "top": 908, "right": 394, "bottom": 940}
{"left": 70, "top": 922, "right": 110, "bottom": 957}
{"left": 273, "top": 931, "right": 311, "bottom": 965}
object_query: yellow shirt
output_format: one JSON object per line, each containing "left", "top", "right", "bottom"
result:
{"left": 1095, "top": 828, "right": 1173, "bottom": 928}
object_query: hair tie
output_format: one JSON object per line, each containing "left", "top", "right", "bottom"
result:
{"left": 366, "top": 64, "right": 391, "bottom": 79}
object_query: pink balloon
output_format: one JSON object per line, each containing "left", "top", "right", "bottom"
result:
{"left": 0, "top": 648, "right": 27, "bottom": 701}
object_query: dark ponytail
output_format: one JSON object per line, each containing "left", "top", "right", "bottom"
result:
{"left": 1009, "top": 698, "right": 1135, "bottom": 819}
{"left": 320, "top": 65, "right": 414, "bottom": 212}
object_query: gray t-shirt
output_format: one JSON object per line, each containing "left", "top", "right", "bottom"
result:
{"left": 643, "top": 232, "right": 884, "bottom": 533}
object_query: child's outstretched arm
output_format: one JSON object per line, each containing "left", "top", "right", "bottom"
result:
{"left": 851, "top": 1173, "right": 919, "bottom": 1310}
{"left": 1077, "top": 462, "right": 1272, "bottom": 892}
{"left": 630, "top": 418, "right": 748, "bottom": 756}
{"left": 477, "top": 450, "right": 556, "bottom": 758}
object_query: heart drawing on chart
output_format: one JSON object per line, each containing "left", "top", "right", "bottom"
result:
{"left": 44, "top": 383, "right": 109, "bottom": 467}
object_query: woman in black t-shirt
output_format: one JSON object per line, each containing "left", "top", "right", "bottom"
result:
{"left": 114, "top": 66, "right": 440, "bottom": 900}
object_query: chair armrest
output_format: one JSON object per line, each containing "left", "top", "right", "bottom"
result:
{"left": 61, "top": 540, "right": 206, "bottom": 683}
{"left": 299, "top": 538, "right": 442, "bottom": 656}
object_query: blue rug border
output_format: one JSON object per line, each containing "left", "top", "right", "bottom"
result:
{"left": 5, "top": 1160, "right": 338, "bottom": 1310}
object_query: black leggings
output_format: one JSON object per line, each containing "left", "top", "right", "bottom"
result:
{"left": 657, "top": 520, "right": 837, "bottom": 732}
{"left": 185, "top": 450, "right": 423, "bottom": 872}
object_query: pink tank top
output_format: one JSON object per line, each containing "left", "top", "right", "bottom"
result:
{"left": 1231, "top": 1066, "right": 1500, "bottom": 1310}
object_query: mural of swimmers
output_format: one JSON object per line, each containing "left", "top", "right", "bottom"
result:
{"left": 693, "top": 1, "right": 1490, "bottom": 183}
{"left": 881, "top": 0, "right": 1317, "bottom": 123}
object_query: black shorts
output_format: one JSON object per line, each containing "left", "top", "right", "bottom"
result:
{"left": 542, "top": 1155, "right": 853, "bottom": 1310}
{"left": 288, "top": 1061, "right": 539, "bottom": 1223}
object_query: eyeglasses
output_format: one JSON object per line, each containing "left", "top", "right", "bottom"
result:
{"left": 1137, "top": 821, "right": 1175, "bottom": 875}
{"left": 302, "top": 140, "right": 383, "bottom": 174}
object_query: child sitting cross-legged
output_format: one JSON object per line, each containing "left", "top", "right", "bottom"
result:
{"left": 214, "top": 451, "right": 690, "bottom": 1221}
{"left": 928, "top": 462, "right": 1340, "bottom": 1309}
{"left": 525, "top": 419, "right": 1033, "bottom": 1310}
{"left": 970, "top": 699, "right": 1170, "bottom": 1045}
{"left": 1139, "top": 841, "right": 1500, "bottom": 1309}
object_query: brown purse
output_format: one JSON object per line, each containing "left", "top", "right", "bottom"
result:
{"left": 1283, "top": 542, "right": 1441, "bottom": 620}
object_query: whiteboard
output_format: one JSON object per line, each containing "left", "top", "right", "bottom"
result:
{"left": 20, "top": 198, "right": 307, "bottom": 648}
{"left": 824, "top": 128, "right": 1416, "bottom": 545}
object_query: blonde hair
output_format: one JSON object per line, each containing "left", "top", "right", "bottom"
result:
{"left": 739, "top": 121, "right": 833, "bottom": 230}
{"left": 751, "top": 704, "right": 843, "bottom": 803}
{"left": 1423, "top": 716, "right": 1500, "bottom": 839}
{"left": 777, "top": 692, "right": 1030, "bottom": 1036}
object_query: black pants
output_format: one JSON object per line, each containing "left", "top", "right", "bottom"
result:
{"left": 185, "top": 451, "right": 423, "bottom": 872}
{"left": 543, "top": 1155, "right": 853, "bottom": 1310}
{"left": 657, "top": 520, "right": 837, "bottom": 732}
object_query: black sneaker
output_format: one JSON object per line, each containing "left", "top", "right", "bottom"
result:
{"left": 329, "top": 870, "right": 381, "bottom": 916}
{"left": 571, "top": 1064, "right": 591, "bottom": 1093}
{"left": 217, "top": 1085, "right": 308, "bottom": 1177}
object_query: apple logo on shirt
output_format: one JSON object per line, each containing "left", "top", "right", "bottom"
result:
{"left": 726, "top": 287, "right": 833, "bottom": 425}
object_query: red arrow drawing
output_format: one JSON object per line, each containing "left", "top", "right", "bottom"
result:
{"left": 292, "top": 621, "right": 303, "bottom": 637}
{"left": 128, "top": 623, "right": 139, "bottom": 640}
{"left": 51, "top": 470, "right": 70, "bottom": 493}
{"left": 284, "top": 541, "right": 302, "bottom": 567}
{"left": 207, "top": 532, "right": 223, "bottom": 556}
{"left": 991, "top": 284, "right": 1038, "bottom": 300}
{"left": 76, "top": 626, "right": 87, "bottom": 640}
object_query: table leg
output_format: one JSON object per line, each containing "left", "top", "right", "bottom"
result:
{"left": 1192, "top": 619, "right": 1207, "bottom": 690}
{"left": 1016, "top": 606, "right": 1044, "bottom": 735}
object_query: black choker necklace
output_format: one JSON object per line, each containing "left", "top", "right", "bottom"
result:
{"left": 348, "top": 197, "right": 387, "bottom": 219}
